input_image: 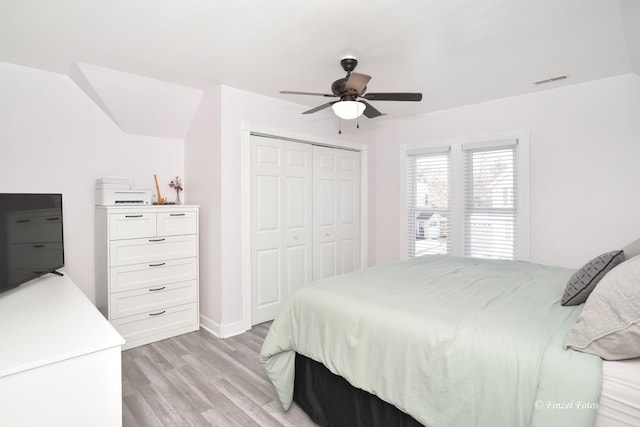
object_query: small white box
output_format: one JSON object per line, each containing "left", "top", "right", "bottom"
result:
{"left": 96, "top": 177, "right": 132, "bottom": 187}
{"left": 96, "top": 183, "right": 130, "bottom": 190}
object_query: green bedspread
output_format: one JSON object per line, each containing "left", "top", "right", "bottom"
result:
{"left": 260, "top": 255, "right": 602, "bottom": 427}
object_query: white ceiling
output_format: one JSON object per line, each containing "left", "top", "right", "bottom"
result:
{"left": 0, "top": 0, "right": 637, "bottom": 120}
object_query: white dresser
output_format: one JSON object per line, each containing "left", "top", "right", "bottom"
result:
{"left": 95, "top": 205, "right": 200, "bottom": 350}
{"left": 0, "top": 273, "right": 124, "bottom": 427}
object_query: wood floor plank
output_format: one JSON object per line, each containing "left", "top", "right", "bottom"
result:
{"left": 214, "top": 378, "right": 281, "bottom": 427}
{"left": 122, "top": 322, "right": 319, "bottom": 427}
{"left": 124, "top": 391, "right": 164, "bottom": 427}
{"left": 138, "top": 383, "right": 186, "bottom": 427}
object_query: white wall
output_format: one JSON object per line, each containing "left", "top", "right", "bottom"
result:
{"left": 185, "top": 84, "right": 376, "bottom": 335}
{"left": 184, "top": 86, "right": 223, "bottom": 326}
{"left": 374, "top": 73, "right": 640, "bottom": 269}
{"left": 0, "top": 61, "right": 185, "bottom": 302}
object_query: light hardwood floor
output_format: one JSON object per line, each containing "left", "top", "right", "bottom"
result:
{"left": 122, "top": 323, "right": 319, "bottom": 427}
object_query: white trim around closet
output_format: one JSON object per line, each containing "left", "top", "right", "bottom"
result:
{"left": 240, "top": 123, "right": 369, "bottom": 330}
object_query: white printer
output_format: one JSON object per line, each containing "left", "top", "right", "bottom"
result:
{"left": 95, "top": 177, "right": 152, "bottom": 206}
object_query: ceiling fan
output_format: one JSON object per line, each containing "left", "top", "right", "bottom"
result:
{"left": 280, "top": 56, "right": 423, "bottom": 120}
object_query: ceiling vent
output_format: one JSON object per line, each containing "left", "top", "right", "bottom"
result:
{"left": 534, "top": 75, "right": 569, "bottom": 85}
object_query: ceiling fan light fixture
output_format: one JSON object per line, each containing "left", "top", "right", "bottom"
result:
{"left": 332, "top": 100, "right": 366, "bottom": 120}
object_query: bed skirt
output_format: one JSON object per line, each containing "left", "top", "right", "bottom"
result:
{"left": 294, "top": 353, "right": 424, "bottom": 427}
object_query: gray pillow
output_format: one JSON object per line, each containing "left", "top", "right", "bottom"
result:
{"left": 623, "top": 238, "right": 640, "bottom": 260}
{"left": 564, "top": 254, "right": 640, "bottom": 360}
{"left": 561, "top": 250, "right": 624, "bottom": 306}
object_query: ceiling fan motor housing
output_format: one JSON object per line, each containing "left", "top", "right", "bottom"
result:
{"left": 340, "top": 57, "right": 358, "bottom": 73}
{"left": 333, "top": 57, "right": 363, "bottom": 97}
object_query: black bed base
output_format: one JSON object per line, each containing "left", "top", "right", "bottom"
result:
{"left": 294, "top": 353, "right": 424, "bottom": 427}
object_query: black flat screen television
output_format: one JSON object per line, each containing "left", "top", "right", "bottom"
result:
{"left": 0, "top": 193, "right": 64, "bottom": 294}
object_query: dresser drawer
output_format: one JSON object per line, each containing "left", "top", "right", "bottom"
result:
{"left": 110, "top": 234, "right": 197, "bottom": 266}
{"left": 157, "top": 211, "right": 197, "bottom": 236}
{"left": 109, "top": 213, "right": 157, "bottom": 240}
{"left": 109, "top": 257, "right": 197, "bottom": 293}
{"left": 111, "top": 303, "right": 198, "bottom": 345}
{"left": 109, "top": 280, "right": 197, "bottom": 320}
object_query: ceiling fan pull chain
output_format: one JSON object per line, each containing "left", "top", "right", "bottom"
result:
{"left": 338, "top": 117, "right": 342, "bottom": 134}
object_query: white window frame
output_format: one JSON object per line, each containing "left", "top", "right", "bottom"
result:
{"left": 400, "top": 129, "right": 530, "bottom": 260}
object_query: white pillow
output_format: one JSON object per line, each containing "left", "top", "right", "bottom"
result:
{"left": 564, "top": 255, "right": 640, "bottom": 360}
{"left": 623, "top": 238, "right": 640, "bottom": 260}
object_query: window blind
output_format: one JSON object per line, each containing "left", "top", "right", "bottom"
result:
{"left": 407, "top": 149, "right": 450, "bottom": 257}
{"left": 463, "top": 143, "right": 517, "bottom": 259}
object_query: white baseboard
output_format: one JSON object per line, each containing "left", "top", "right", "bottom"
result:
{"left": 199, "top": 314, "right": 248, "bottom": 339}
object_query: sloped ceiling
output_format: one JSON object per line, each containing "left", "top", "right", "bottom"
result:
{"left": 69, "top": 62, "right": 202, "bottom": 138}
{"left": 0, "top": 0, "right": 637, "bottom": 124}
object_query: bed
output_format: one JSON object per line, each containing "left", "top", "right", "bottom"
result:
{"left": 260, "top": 254, "right": 633, "bottom": 427}
{"left": 596, "top": 359, "right": 640, "bottom": 426}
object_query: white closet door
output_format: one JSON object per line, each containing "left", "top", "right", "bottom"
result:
{"left": 313, "top": 145, "right": 360, "bottom": 280}
{"left": 283, "top": 141, "right": 313, "bottom": 297}
{"left": 251, "top": 137, "right": 284, "bottom": 324}
{"left": 251, "top": 136, "right": 312, "bottom": 325}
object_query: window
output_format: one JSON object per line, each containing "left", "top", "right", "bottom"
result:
{"left": 403, "top": 135, "right": 528, "bottom": 260}
{"left": 463, "top": 143, "right": 517, "bottom": 259}
{"left": 406, "top": 148, "right": 450, "bottom": 257}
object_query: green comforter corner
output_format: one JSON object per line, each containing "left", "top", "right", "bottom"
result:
{"left": 260, "top": 255, "right": 602, "bottom": 427}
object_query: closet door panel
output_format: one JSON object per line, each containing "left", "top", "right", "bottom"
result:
{"left": 336, "top": 149, "right": 361, "bottom": 275}
{"left": 318, "top": 241, "right": 337, "bottom": 279}
{"left": 283, "top": 141, "right": 313, "bottom": 295}
{"left": 313, "top": 146, "right": 360, "bottom": 279}
{"left": 285, "top": 244, "right": 308, "bottom": 295}
{"left": 313, "top": 146, "right": 338, "bottom": 280}
{"left": 251, "top": 137, "right": 285, "bottom": 324}
{"left": 255, "top": 249, "right": 281, "bottom": 305}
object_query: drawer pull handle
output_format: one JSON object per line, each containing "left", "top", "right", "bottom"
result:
{"left": 170, "top": 213, "right": 186, "bottom": 216}
{"left": 149, "top": 262, "right": 166, "bottom": 267}
{"left": 125, "top": 215, "right": 143, "bottom": 218}
{"left": 149, "top": 238, "right": 165, "bottom": 242}
{"left": 33, "top": 244, "right": 45, "bottom": 248}
{"left": 16, "top": 219, "right": 31, "bottom": 223}
{"left": 149, "top": 310, "right": 166, "bottom": 316}
{"left": 47, "top": 217, "right": 60, "bottom": 221}
{"left": 149, "top": 286, "right": 166, "bottom": 292}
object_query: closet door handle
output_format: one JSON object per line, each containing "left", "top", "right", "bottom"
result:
{"left": 149, "top": 238, "right": 165, "bottom": 242}
{"left": 149, "top": 310, "right": 166, "bottom": 316}
{"left": 149, "top": 262, "right": 166, "bottom": 267}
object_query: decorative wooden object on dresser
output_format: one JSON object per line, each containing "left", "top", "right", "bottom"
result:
{"left": 95, "top": 205, "right": 199, "bottom": 350}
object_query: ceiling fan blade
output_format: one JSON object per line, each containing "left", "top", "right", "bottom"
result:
{"left": 362, "top": 92, "right": 423, "bottom": 101}
{"left": 360, "top": 100, "right": 384, "bottom": 118}
{"left": 345, "top": 72, "right": 371, "bottom": 93}
{"left": 302, "top": 101, "right": 338, "bottom": 115}
{"left": 280, "top": 90, "right": 337, "bottom": 97}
